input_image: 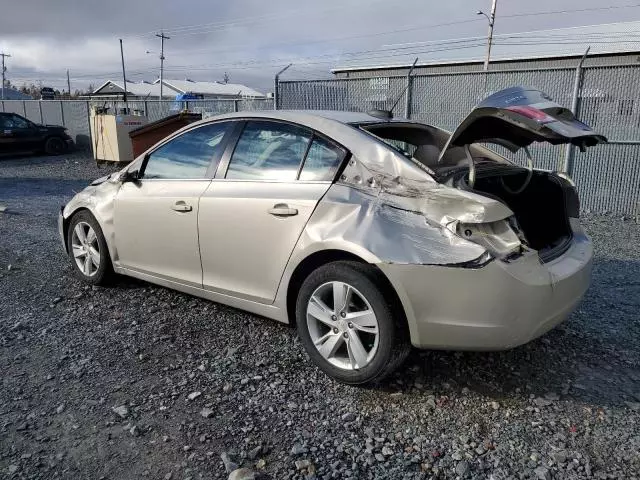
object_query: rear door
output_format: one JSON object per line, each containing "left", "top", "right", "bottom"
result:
{"left": 114, "top": 121, "right": 233, "bottom": 286}
{"left": 198, "top": 120, "right": 346, "bottom": 303}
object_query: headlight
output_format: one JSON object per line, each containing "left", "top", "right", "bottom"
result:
{"left": 458, "top": 219, "right": 521, "bottom": 258}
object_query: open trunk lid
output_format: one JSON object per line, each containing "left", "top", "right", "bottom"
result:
{"left": 438, "top": 86, "right": 607, "bottom": 161}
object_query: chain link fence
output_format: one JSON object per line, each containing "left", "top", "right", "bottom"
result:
{"left": 2, "top": 65, "right": 640, "bottom": 215}
{"left": 278, "top": 64, "right": 640, "bottom": 216}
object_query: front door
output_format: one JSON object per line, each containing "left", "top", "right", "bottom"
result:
{"left": 0, "top": 114, "right": 39, "bottom": 153}
{"left": 114, "top": 121, "right": 232, "bottom": 286}
{"left": 199, "top": 120, "right": 346, "bottom": 303}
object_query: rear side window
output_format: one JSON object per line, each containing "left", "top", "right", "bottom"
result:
{"left": 142, "top": 122, "right": 230, "bottom": 179}
{"left": 226, "top": 121, "right": 312, "bottom": 181}
{"left": 0, "top": 114, "right": 29, "bottom": 129}
{"left": 299, "top": 137, "right": 345, "bottom": 181}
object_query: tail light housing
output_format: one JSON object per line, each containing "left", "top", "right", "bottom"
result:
{"left": 505, "top": 105, "right": 555, "bottom": 124}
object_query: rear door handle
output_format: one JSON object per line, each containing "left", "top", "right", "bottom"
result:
{"left": 171, "top": 201, "right": 193, "bottom": 212}
{"left": 268, "top": 203, "right": 298, "bottom": 217}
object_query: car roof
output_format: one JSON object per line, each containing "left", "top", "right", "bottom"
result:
{"left": 204, "top": 109, "right": 391, "bottom": 126}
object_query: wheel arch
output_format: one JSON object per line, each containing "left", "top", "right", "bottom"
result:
{"left": 61, "top": 207, "right": 93, "bottom": 253}
{"left": 44, "top": 134, "right": 68, "bottom": 152}
{"left": 284, "top": 249, "right": 409, "bottom": 336}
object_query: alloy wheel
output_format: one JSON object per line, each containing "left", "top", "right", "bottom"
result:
{"left": 71, "top": 221, "right": 101, "bottom": 277}
{"left": 306, "top": 281, "right": 380, "bottom": 370}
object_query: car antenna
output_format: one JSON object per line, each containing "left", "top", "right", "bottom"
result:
{"left": 388, "top": 57, "right": 419, "bottom": 118}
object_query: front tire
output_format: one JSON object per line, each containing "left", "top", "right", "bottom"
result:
{"left": 296, "top": 261, "right": 410, "bottom": 385}
{"left": 66, "top": 211, "right": 113, "bottom": 285}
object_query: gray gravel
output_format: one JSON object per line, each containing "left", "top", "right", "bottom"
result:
{"left": 1, "top": 154, "right": 640, "bottom": 479}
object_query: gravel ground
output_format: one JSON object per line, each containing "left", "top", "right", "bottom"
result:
{"left": 1, "top": 154, "right": 639, "bottom": 480}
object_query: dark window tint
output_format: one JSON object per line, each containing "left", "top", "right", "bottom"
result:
{"left": 299, "top": 137, "right": 344, "bottom": 181}
{"left": 142, "top": 122, "right": 229, "bottom": 179}
{"left": 226, "top": 121, "right": 311, "bottom": 181}
{"left": 0, "top": 114, "right": 29, "bottom": 129}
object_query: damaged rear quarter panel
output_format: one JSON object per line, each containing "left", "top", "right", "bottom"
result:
{"left": 293, "top": 182, "right": 487, "bottom": 267}
{"left": 291, "top": 155, "right": 514, "bottom": 268}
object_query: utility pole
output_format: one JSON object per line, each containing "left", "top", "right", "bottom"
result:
{"left": 119, "top": 39, "right": 128, "bottom": 108}
{"left": 66, "top": 69, "right": 71, "bottom": 98}
{"left": 155, "top": 32, "right": 170, "bottom": 100}
{"left": 478, "top": 0, "right": 497, "bottom": 71}
{"left": 1, "top": 52, "right": 11, "bottom": 100}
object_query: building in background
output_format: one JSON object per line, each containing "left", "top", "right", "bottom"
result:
{"left": 154, "top": 79, "right": 265, "bottom": 99}
{"left": 325, "top": 21, "right": 640, "bottom": 138}
{"left": 331, "top": 21, "right": 640, "bottom": 79}
{"left": 90, "top": 78, "right": 265, "bottom": 100}
{"left": 90, "top": 80, "right": 172, "bottom": 99}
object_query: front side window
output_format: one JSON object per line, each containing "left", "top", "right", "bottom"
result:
{"left": 226, "top": 121, "right": 312, "bottom": 181}
{"left": 299, "top": 137, "right": 344, "bottom": 181}
{"left": 142, "top": 122, "right": 230, "bottom": 180}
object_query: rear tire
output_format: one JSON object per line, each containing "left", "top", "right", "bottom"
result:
{"left": 66, "top": 211, "right": 114, "bottom": 285}
{"left": 45, "top": 137, "right": 66, "bottom": 155}
{"left": 295, "top": 261, "right": 410, "bottom": 385}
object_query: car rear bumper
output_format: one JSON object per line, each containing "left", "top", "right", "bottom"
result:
{"left": 378, "top": 222, "right": 593, "bottom": 350}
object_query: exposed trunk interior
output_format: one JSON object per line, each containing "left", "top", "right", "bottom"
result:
{"left": 450, "top": 164, "right": 575, "bottom": 261}
{"left": 356, "top": 121, "right": 582, "bottom": 262}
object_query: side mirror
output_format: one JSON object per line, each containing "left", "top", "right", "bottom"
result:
{"left": 119, "top": 170, "right": 140, "bottom": 183}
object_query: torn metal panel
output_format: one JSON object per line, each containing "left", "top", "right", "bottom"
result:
{"left": 338, "top": 156, "right": 514, "bottom": 230}
{"left": 62, "top": 175, "right": 121, "bottom": 262}
{"left": 299, "top": 184, "right": 486, "bottom": 266}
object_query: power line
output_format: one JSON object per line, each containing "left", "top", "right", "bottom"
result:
{"left": 129, "top": 0, "right": 387, "bottom": 38}
{"left": 500, "top": 2, "right": 640, "bottom": 19}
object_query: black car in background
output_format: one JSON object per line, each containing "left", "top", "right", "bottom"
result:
{"left": 0, "top": 112, "right": 74, "bottom": 155}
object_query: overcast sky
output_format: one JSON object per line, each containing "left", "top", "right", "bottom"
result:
{"left": 1, "top": 0, "right": 639, "bottom": 93}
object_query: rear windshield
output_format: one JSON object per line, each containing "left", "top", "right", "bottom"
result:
{"left": 357, "top": 122, "right": 512, "bottom": 174}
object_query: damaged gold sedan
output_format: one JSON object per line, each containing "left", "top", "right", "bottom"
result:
{"left": 59, "top": 87, "right": 606, "bottom": 384}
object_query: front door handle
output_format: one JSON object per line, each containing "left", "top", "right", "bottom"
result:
{"left": 171, "top": 201, "right": 193, "bottom": 213}
{"left": 268, "top": 203, "right": 298, "bottom": 217}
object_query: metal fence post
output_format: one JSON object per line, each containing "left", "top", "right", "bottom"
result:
{"left": 86, "top": 101, "right": 94, "bottom": 157}
{"left": 0, "top": 100, "right": 4, "bottom": 112}
{"left": 234, "top": 99, "right": 239, "bottom": 112}
{"left": 39, "top": 101, "right": 44, "bottom": 124}
{"left": 404, "top": 75, "right": 413, "bottom": 119}
{"left": 60, "top": 100, "right": 65, "bottom": 126}
{"left": 274, "top": 64, "right": 292, "bottom": 110}
{"left": 23, "top": 101, "right": 27, "bottom": 116}
{"left": 403, "top": 59, "right": 418, "bottom": 119}
{"left": 563, "top": 47, "right": 590, "bottom": 174}
{"left": 144, "top": 100, "right": 148, "bottom": 117}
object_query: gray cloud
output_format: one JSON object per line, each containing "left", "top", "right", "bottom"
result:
{"left": 1, "top": 0, "right": 637, "bottom": 92}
